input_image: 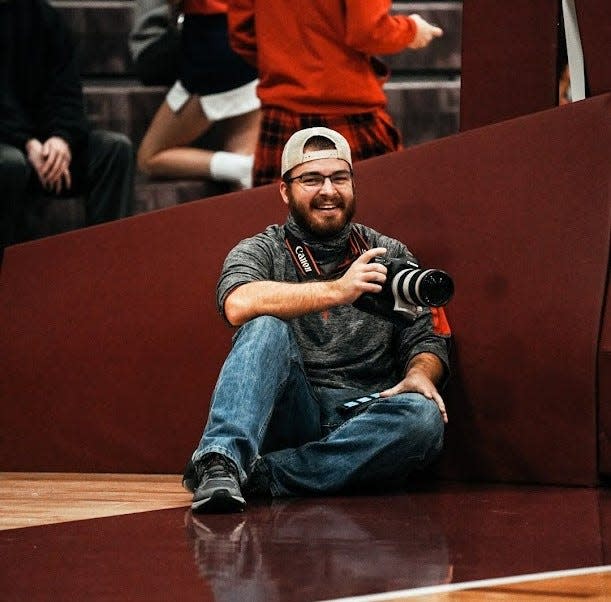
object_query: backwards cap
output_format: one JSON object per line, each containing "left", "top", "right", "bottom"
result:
{"left": 281, "top": 127, "right": 352, "bottom": 177}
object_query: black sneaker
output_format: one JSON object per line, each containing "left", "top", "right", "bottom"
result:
{"left": 182, "top": 458, "right": 198, "bottom": 493}
{"left": 192, "top": 453, "right": 246, "bottom": 513}
{"left": 243, "top": 459, "right": 272, "bottom": 501}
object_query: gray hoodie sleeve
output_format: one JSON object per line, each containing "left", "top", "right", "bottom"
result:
{"left": 216, "top": 227, "right": 288, "bottom": 319}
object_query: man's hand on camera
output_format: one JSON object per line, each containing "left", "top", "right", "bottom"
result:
{"left": 331, "top": 247, "right": 388, "bottom": 304}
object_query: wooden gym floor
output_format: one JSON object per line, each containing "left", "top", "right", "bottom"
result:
{"left": 0, "top": 473, "right": 609, "bottom": 601}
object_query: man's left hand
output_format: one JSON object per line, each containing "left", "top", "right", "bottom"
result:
{"left": 380, "top": 360, "right": 448, "bottom": 423}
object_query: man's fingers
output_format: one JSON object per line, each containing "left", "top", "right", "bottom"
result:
{"left": 430, "top": 390, "right": 448, "bottom": 423}
{"left": 357, "top": 247, "right": 387, "bottom": 264}
{"left": 381, "top": 381, "right": 448, "bottom": 422}
{"left": 356, "top": 248, "right": 387, "bottom": 279}
{"left": 437, "top": 402, "right": 448, "bottom": 423}
{"left": 363, "top": 263, "right": 387, "bottom": 279}
{"left": 355, "top": 251, "right": 387, "bottom": 291}
{"left": 44, "top": 156, "right": 63, "bottom": 180}
{"left": 379, "top": 385, "right": 400, "bottom": 398}
{"left": 408, "top": 14, "right": 444, "bottom": 47}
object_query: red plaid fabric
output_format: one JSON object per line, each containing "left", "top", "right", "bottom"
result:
{"left": 253, "top": 107, "right": 402, "bottom": 186}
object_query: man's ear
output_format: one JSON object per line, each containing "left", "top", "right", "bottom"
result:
{"left": 279, "top": 181, "right": 290, "bottom": 206}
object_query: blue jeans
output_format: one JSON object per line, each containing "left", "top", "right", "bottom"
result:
{"left": 192, "top": 316, "right": 444, "bottom": 497}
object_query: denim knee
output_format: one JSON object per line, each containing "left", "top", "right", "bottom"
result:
{"left": 234, "top": 315, "right": 294, "bottom": 349}
{"left": 232, "top": 316, "right": 305, "bottom": 380}
{"left": 386, "top": 393, "right": 444, "bottom": 455}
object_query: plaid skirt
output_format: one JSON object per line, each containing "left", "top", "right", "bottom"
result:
{"left": 253, "top": 107, "right": 402, "bottom": 186}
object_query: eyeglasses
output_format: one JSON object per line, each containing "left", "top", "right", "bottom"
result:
{"left": 286, "top": 170, "right": 353, "bottom": 190}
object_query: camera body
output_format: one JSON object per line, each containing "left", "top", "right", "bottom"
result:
{"left": 353, "top": 256, "right": 454, "bottom": 325}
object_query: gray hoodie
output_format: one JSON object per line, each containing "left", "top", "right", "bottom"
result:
{"left": 217, "top": 217, "right": 450, "bottom": 392}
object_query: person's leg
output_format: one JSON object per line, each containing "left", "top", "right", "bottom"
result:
{"left": 137, "top": 95, "right": 215, "bottom": 178}
{"left": 84, "top": 130, "right": 134, "bottom": 224}
{"left": 0, "top": 144, "right": 31, "bottom": 260}
{"left": 190, "top": 316, "right": 320, "bottom": 511}
{"left": 138, "top": 92, "right": 256, "bottom": 188}
{"left": 256, "top": 389, "right": 444, "bottom": 497}
{"left": 208, "top": 108, "right": 261, "bottom": 189}
{"left": 221, "top": 109, "right": 261, "bottom": 156}
{"left": 192, "top": 316, "right": 320, "bottom": 482}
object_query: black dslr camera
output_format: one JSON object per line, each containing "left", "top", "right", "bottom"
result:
{"left": 353, "top": 256, "right": 454, "bottom": 325}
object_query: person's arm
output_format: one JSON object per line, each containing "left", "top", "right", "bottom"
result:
{"left": 227, "top": 0, "right": 258, "bottom": 67}
{"left": 380, "top": 352, "right": 448, "bottom": 423}
{"left": 372, "top": 231, "right": 450, "bottom": 422}
{"left": 345, "top": 0, "right": 442, "bottom": 55}
{"left": 37, "top": 3, "right": 90, "bottom": 151}
{"left": 224, "top": 247, "right": 388, "bottom": 326}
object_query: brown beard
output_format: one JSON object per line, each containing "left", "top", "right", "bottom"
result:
{"left": 286, "top": 189, "right": 356, "bottom": 239}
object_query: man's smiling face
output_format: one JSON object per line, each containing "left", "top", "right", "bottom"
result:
{"left": 280, "top": 157, "right": 355, "bottom": 238}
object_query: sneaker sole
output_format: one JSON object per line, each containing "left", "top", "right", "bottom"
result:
{"left": 191, "top": 489, "right": 246, "bottom": 514}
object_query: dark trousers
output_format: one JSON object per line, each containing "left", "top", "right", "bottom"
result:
{"left": 0, "top": 129, "right": 134, "bottom": 261}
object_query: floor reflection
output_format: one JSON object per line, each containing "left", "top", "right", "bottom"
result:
{"left": 185, "top": 494, "right": 452, "bottom": 601}
{"left": 1, "top": 483, "right": 610, "bottom": 601}
{"left": 184, "top": 484, "right": 611, "bottom": 601}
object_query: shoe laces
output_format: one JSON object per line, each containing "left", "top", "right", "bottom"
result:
{"left": 200, "top": 453, "right": 236, "bottom": 480}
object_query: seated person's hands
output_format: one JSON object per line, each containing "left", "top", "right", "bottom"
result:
{"left": 26, "top": 136, "right": 72, "bottom": 194}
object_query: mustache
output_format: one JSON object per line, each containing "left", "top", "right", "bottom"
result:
{"left": 311, "top": 195, "right": 345, "bottom": 208}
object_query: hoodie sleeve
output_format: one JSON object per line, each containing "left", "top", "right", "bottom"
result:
{"left": 35, "top": 3, "right": 90, "bottom": 151}
{"left": 227, "top": 0, "right": 258, "bottom": 67}
{"left": 344, "top": 0, "right": 417, "bottom": 56}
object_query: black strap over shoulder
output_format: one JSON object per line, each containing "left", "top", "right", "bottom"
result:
{"left": 284, "top": 227, "right": 370, "bottom": 281}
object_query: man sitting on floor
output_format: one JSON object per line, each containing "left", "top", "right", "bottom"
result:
{"left": 185, "top": 126, "right": 451, "bottom": 512}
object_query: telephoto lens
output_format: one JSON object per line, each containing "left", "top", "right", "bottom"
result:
{"left": 354, "top": 257, "right": 454, "bottom": 325}
{"left": 396, "top": 268, "right": 454, "bottom": 307}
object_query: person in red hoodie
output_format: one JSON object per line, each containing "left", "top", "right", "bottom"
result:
{"left": 227, "top": 0, "right": 443, "bottom": 186}
{"left": 137, "top": 1, "right": 261, "bottom": 189}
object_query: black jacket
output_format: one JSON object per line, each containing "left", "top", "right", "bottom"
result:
{"left": 0, "top": 0, "right": 90, "bottom": 153}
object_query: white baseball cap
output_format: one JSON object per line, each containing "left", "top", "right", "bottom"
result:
{"left": 281, "top": 127, "right": 352, "bottom": 177}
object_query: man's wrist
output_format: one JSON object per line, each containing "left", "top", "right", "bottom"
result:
{"left": 322, "top": 279, "right": 346, "bottom": 308}
{"left": 405, "top": 352, "right": 444, "bottom": 384}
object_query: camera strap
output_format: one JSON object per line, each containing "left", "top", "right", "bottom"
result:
{"left": 284, "top": 227, "right": 370, "bottom": 282}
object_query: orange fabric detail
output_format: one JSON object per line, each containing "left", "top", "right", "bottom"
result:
{"left": 431, "top": 307, "right": 452, "bottom": 336}
{"left": 183, "top": 0, "right": 227, "bottom": 15}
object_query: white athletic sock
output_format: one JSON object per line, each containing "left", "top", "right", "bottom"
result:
{"left": 209, "top": 152, "right": 254, "bottom": 189}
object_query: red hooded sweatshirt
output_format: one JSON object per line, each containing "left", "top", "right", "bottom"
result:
{"left": 227, "top": 0, "right": 417, "bottom": 114}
